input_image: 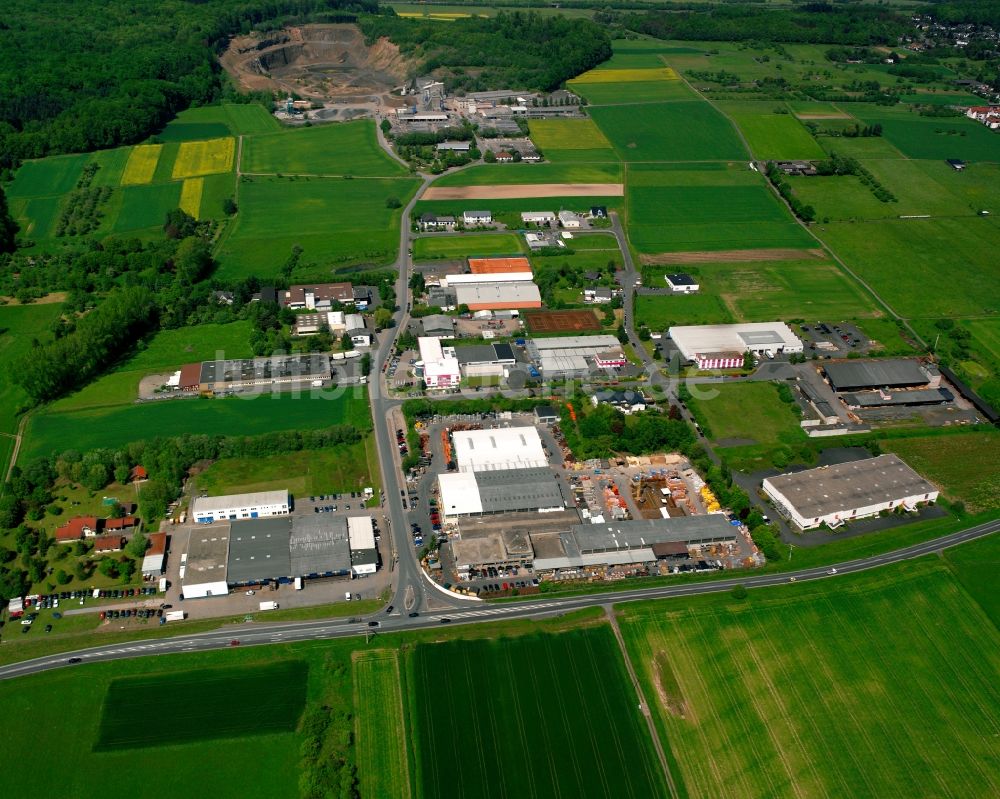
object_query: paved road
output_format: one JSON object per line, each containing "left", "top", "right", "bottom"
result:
{"left": 2, "top": 517, "right": 996, "bottom": 681}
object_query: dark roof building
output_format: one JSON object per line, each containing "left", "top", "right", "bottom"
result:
{"left": 227, "top": 517, "right": 292, "bottom": 585}
{"left": 199, "top": 355, "right": 330, "bottom": 392}
{"left": 534, "top": 405, "right": 559, "bottom": 424}
{"left": 824, "top": 359, "right": 930, "bottom": 392}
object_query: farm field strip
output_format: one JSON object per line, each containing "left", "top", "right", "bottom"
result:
{"left": 172, "top": 137, "right": 235, "bottom": 179}
{"left": 354, "top": 651, "right": 411, "bottom": 799}
{"left": 574, "top": 67, "right": 680, "bottom": 83}
{"left": 422, "top": 183, "right": 624, "bottom": 200}
{"left": 120, "top": 144, "right": 162, "bottom": 185}
{"left": 619, "top": 562, "right": 1000, "bottom": 799}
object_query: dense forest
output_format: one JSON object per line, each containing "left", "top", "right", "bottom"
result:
{"left": 360, "top": 11, "right": 612, "bottom": 92}
{"left": 0, "top": 0, "right": 376, "bottom": 171}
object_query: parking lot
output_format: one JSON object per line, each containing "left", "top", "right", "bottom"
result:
{"left": 797, "top": 321, "right": 871, "bottom": 357}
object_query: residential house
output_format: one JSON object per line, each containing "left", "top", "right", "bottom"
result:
{"left": 558, "top": 210, "right": 584, "bottom": 228}
{"left": 55, "top": 516, "right": 99, "bottom": 542}
{"left": 463, "top": 210, "right": 493, "bottom": 227}
{"left": 584, "top": 286, "right": 614, "bottom": 304}
{"left": 591, "top": 389, "right": 648, "bottom": 414}
{"left": 419, "top": 213, "right": 456, "bottom": 232}
{"left": 94, "top": 535, "right": 126, "bottom": 554}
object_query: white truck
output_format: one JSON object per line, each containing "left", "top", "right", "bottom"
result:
{"left": 158, "top": 577, "right": 168, "bottom": 592}
{"left": 165, "top": 610, "right": 186, "bottom": 622}
{"left": 294, "top": 577, "right": 303, "bottom": 590}
{"left": 259, "top": 600, "right": 279, "bottom": 611}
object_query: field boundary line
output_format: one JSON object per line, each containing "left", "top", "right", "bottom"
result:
{"left": 604, "top": 607, "right": 679, "bottom": 799}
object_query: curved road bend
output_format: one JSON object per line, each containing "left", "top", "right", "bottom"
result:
{"left": 1, "top": 517, "right": 996, "bottom": 681}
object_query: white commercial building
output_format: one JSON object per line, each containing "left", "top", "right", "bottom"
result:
{"left": 347, "top": 516, "right": 378, "bottom": 576}
{"left": 454, "top": 282, "right": 542, "bottom": 310}
{"left": 182, "top": 527, "right": 230, "bottom": 599}
{"left": 521, "top": 211, "right": 556, "bottom": 224}
{"left": 463, "top": 210, "right": 493, "bottom": 226}
{"left": 418, "top": 336, "right": 460, "bottom": 388}
{"left": 529, "top": 334, "right": 624, "bottom": 376}
{"left": 445, "top": 272, "right": 535, "bottom": 287}
{"left": 451, "top": 426, "right": 547, "bottom": 472}
{"left": 664, "top": 273, "right": 699, "bottom": 293}
{"left": 191, "top": 490, "right": 290, "bottom": 524}
{"left": 668, "top": 322, "right": 803, "bottom": 369}
{"left": 762, "top": 454, "right": 939, "bottom": 530}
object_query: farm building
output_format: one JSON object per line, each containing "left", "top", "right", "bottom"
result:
{"left": 668, "top": 323, "right": 803, "bottom": 369}
{"left": 527, "top": 334, "right": 626, "bottom": 376}
{"left": 141, "top": 532, "right": 168, "bottom": 578}
{"left": 455, "top": 343, "right": 517, "bottom": 378}
{"left": 665, "top": 273, "right": 699, "bottom": 293}
{"left": 823, "top": 359, "right": 934, "bottom": 392}
{"left": 191, "top": 490, "right": 290, "bottom": 524}
{"left": 280, "top": 282, "right": 354, "bottom": 310}
{"left": 182, "top": 527, "right": 231, "bottom": 599}
{"left": 531, "top": 515, "right": 737, "bottom": 574}
{"left": 468, "top": 256, "right": 532, "bottom": 275}
{"left": 348, "top": 516, "right": 378, "bottom": 576}
{"left": 463, "top": 210, "right": 493, "bottom": 226}
{"left": 439, "top": 466, "right": 565, "bottom": 517}
{"left": 454, "top": 281, "right": 542, "bottom": 311}
{"left": 418, "top": 336, "right": 461, "bottom": 388}
{"left": 762, "top": 454, "right": 938, "bottom": 530}
{"left": 198, "top": 354, "right": 330, "bottom": 392}
{"left": 451, "top": 426, "right": 548, "bottom": 473}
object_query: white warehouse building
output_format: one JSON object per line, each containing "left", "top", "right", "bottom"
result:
{"left": 762, "top": 454, "right": 938, "bottom": 530}
{"left": 668, "top": 322, "right": 803, "bottom": 369}
{"left": 451, "top": 426, "right": 548, "bottom": 472}
{"left": 191, "top": 490, "right": 290, "bottom": 524}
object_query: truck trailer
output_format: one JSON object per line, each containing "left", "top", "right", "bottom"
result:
{"left": 259, "top": 600, "right": 279, "bottom": 611}
{"left": 165, "top": 610, "right": 186, "bottom": 622}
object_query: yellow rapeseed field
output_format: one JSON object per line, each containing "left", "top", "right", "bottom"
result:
{"left": 573, "top": 67, "right": 680, "bottom": 84}
{"left": 120, "top": 144, "right": 162, "bottom": 185}
{"left": 172, "top": 137, "right": 235, "bottom": 179}
{"left": 179, "top": 178, "right": 204, "bottom": 219}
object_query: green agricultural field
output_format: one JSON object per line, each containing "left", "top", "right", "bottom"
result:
{"left": 112, "top": 182, "right": 182, "bottom": 234}
{"left": 850, "top": 108, "right": 1000, "bottom": 161}
{"left": 529, "top": 118, "right": 612, "bottom": 150}
{"left": 156, "top": 105, "right": 234, "bottom": 142}
{"left": 689, "top": 382, "right": 804, "bottom": 445}
{"left": 432, "top": 162, "right": 621, "bottom": 186}
{"left": 722, "top": 106, "right": 826, "bottom": 161}
{"left": 241, "top": 120, "right": 409, "bottom": 177}
{"left": 570, "top": 79, "right": 696, "bottom": 105}
{"left": 224, "top": 102, "right": 281, "bottom": 135}
{"left": 412, "top": 233, "right": 524, "bottom": 260}
{"left": 635, "top": 292, "right": 734, "bottom": 328}
{"left": 618, "top": 558, "right": 1000, "bottom": 799}
{"left": 789, "top": 174, "right": 900, "bottom": 221}
{"left": 216, "top": 175, "right": 420, "bottom": 280}
{"left": 46, "top": 321, "right": 252, "bottom": 413}
{"left": 0, "top": 302, "right": 62, "bottom": 434}
{"left": 944, "top": 532, "right": 1000, "bottom": 627}
{"left": 815, "top": 217, "right": 1000, "bottom": 319}
{"left": 198, "top": 170, "right": 237, "bottom": 219}
{"left": 409, "top": 628, "right": 668, "bottom": 799}
{"left": 5, "top": 153, "right": 90, "bottom": 199}
{"left": 88, "top": 147, "right": 131, "bottom": 187}
{"left": 11, "top": 195, "right": 62, "bottom": 240}
{"left": 96, "top": 661, "right": 308, "bottom": 750}
{"left": 195, "top": 438, "right": 380, "bottom": 498}
{"left": 883, "top": 431, "right": 1000, "bottom": 514}
{"left": 818, "top": 133, "right": 907, "bottom": 159}
{"left": 23, "top": 390, "right": 372, "bottom": 460}
{"left": 590, "top": 102, "right": 746, "bottom": 162}
{"left": 354, "top": 651, "right": 412, "bottom": 799}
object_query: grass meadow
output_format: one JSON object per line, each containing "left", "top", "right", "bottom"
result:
{"left": 96, "top": 661, "right": 308, "bottom": 750}
{"left": 23, "top": 389, "right": 372, "bottom": 460}
{"left": 154, "top": 103, "right": 279, "bottom": 141}
{"left": 241, "top": 120, "right": 409, "bottom": 176}
{"left": 354, "top": 650, "right": 412, "bottom": 799}
{"left": 216, "top": 174, "right": 420, "bottom": 280}
{"left": 618, "top": 558, "right": 1000, "bottom": 799}
{"left": 883, "top": 430, "right": 1000, "bottom": 513}
{"left": 720, "top": 102, "right": 826, "bottom": 161}
{"left": 850, "top": 108, "right": 1000, "bottom": 161}
{"left": 409, "top": 627, "right": 669, "bottom": 799}
{"left": 195, "top": 437, "right": 381, "bottom": 498}
{"left": 412, "top": 233, "right": 524, "bottom": 260}
{"left": 688, "top": 382, "right": 804, "bottom": 445}
{"left": 590, "top": 102, "right": 747, "bottom": 162}
{"left": 815, "top": 217, "right": 1000, "bottom": 319}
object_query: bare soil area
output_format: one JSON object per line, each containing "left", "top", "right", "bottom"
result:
{"left": 423, "top": 183, "right": 624, "bottom": 200}
{"left": 221, "top": 24, "right": 412, "bottom": 108}
{"left": 639, "top": 248, "right": 825, "bottom": 265}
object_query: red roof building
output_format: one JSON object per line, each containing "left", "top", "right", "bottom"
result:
{"left": 104, "top": 516, "right": 137, "bottom": 531}
{"left": 130, "top": 466, "right": 148, "bottom": 482}
{"left": 55, "top": 516, "right": 99, "bottom": 542}
{"left": 178, "top": 363, "right": 202, "bottom": 391}
{"left": 94, "top": 535, "right": 125, "bottom": 553}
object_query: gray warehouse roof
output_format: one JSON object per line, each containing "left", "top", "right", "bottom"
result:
{"left": 824, "top": 359, "right": 928, "bottom": 391}
{"left": 185, "top": 526, "right": 230, "bottom": 584}
{"left": 475, "top": 467, "right": 565, "bottom": 513}
{"left": 842, "top": 388, "right": 952, "bottom": 408}
{"left": 227, "top": 518, "right": 291, "bottom": 584}
{"left": 290, "top": 516, "right": 352, "bottom": 576}
{"left": 763, "top": 455, "right": 936, "bottom": 520}
{"left": 570, "top": 515, "right": 737, "bottom": 554}
{"left": 200, "top": 355, "right": 330, "bottom": 386}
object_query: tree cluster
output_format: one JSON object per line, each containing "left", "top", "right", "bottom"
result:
{"left": 764, "top": 162, "right": 816, "bottom": 224}
{"left": 559, "top": 399, "right": 695, "bottom": 461}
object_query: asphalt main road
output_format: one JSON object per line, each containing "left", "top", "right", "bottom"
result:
{"left": 1, "top": 517, "right": 996, "bottom": 682}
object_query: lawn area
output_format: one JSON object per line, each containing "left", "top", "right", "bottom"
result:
{"left": 216, "top": 175, "right": 420, "bottom": 280}
{"left": 23, "top": 390, "right": 372, "bottom": 460}
{"left": 194, "top": 437, "right": 380, "bottom": 498}
{"left": 882, "top": 430, "right": 1000, "bottom": 514}
{"left": 241, "top": 120, "right": 409, "bottom": 176}
{"left": 687, "top": 382, "right": 803, "bottom": 445}
{"left": 590, "top": 102, "right": 746, "bottom": 162}
{"left": 96, "top": 661, "right": 308, "bottom": 750}
{"left": 46, "top": 321, "right": 253, "bottom": 413}
{"left": 354, "top": 650, "right": 411, "bottom": 799}
{"left": 815, "top": 217, "right": 1000, "bottom": 319}
{"left": 409, "top": 627, "right": 669, "bottom": 799}
{"left": 617, "top": 558, "right": 1000, "bottom": 799}
{"left": 943, "top": 532, "right": 1000, "bottom": 628}
{"left": 0, "top": 302, "right": 62, "bottom": 433}
{"left": 433, "top": 162, "right": 621, "bottom": 186}
{"left": 412, "top": 233, "right": 524, "bottom": 260}
{"left": 720, "top": 102, "right": 826, "bottom": 161}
